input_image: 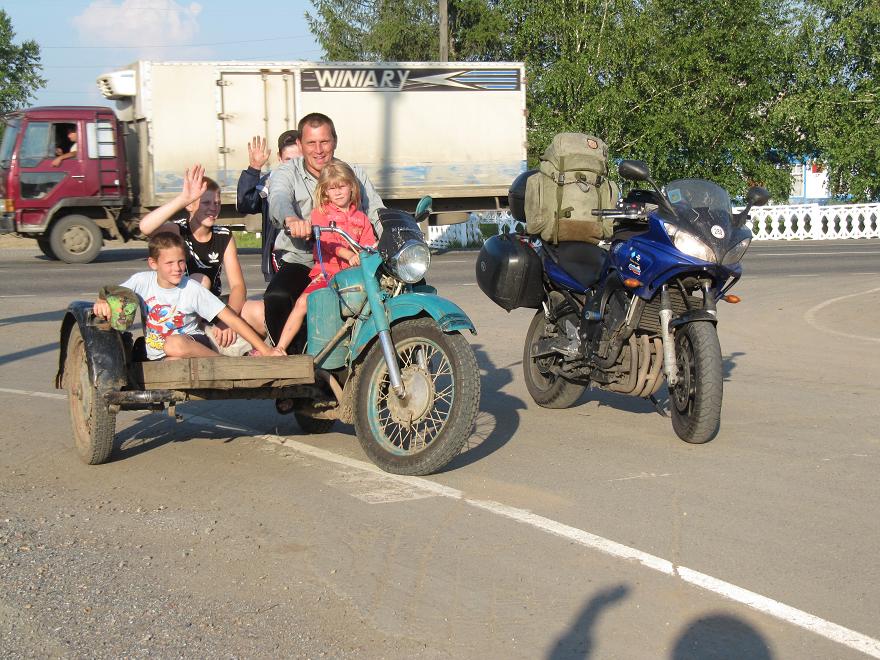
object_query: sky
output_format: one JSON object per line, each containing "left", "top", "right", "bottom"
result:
{"left": 4, "top": 0, "right": 323, "bottom": 107}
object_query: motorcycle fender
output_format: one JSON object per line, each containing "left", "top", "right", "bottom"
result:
{"left": 56, "top": 301, "right": 128, "bottom": 393}
{"left": 350, "top": 293, "right": 475, "bottom": 358}
{"left": 670, "top": 309, "right": 718, "bottom": 329}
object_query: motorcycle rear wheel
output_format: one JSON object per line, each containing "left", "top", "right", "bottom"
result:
{"left": 523, "top": 310, "right": 586, "bottom": 408}
{"left": 354, "top": 318, "right": 480, "bottom": 476}
{"left": 670, "top": 321, "right": 723, "bottom": 444}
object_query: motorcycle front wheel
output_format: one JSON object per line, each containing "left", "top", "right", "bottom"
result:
{"left": 670, "top": 321, "right": 723, "bottom": 444}
{"left": 523, "top": 310, "right": 586, "bottom": 408}
{"left": 354, "top": 318, "right": 480, "bottom": 476}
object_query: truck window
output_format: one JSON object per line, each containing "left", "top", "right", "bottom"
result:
{"left": 86, "top": 121, "right": 115, "bottom": 158}
{"left": 0, "top": 118, "right": 20, "bottom": 167}
{"left": 20, "top": 172, "right": 66, "bottom": 199}
{"left": 19, "top": 122, "right": 53, "bottom": 167}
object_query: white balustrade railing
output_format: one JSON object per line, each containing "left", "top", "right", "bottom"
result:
{"left": 424, "top": 204, "right": 880, "bottom": 248}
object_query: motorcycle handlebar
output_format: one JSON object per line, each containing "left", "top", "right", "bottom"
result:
{"left": 313, "top": 224, "right": 368, "bottom": 252}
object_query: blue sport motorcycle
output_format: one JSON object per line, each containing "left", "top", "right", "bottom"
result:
{"left": 477, "top": 160, "right": 768, "bottom": 443}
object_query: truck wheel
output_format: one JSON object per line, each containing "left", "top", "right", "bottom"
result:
{"left": 50, "top": 215, "right": 103, "bottom": 264}
{"left": 65, "top": 325, "right": 116, "bottom": 464}
{"left": 36, "top": 237, "right": 58, "bottom": 260}
{"left": 354, "top": 318, "right": 480, "bottom": 476}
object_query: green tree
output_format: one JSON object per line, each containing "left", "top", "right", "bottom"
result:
{"left": 788, "top": 0, "right": 880, "bottom": 201}
{"left": 501, "top": 0, "right": 801, "bottom": 198}
{"left": 0, "top": 10, "right": 45, "bottom": 116}
{"left": 306, "top": 0, "right": 505, "bottom": 61}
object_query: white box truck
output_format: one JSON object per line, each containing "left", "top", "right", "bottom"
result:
{"left": 2, "top": 60, "right": 525, "bottom": 262}
{"left": 100, "top": 60, "right": 527, "bottom": 221}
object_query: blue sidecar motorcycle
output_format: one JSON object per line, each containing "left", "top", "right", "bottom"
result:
{"left": 57, "top": 200, "right": 481, "bottom": 475}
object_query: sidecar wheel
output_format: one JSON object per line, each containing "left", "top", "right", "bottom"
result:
{"left": 670, "top": 322, "right": 722, "bottom": 444}
{"left": 354, "top": 318, "right": 480, "bottom": 476}
{"left": 523, "top": 310, "right": 586, "bottom": 408}
{"left": 294, "top": 412, "right": 336, "bottom": 434}
{"left": 65, "top": 326, "right": 116, "bottom": 464}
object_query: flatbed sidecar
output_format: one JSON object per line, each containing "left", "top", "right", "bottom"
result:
{"left": 56, "top": 301, "right": 321, "bottom": 466}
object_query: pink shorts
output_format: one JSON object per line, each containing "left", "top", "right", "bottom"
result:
{"left": 302, "top": 274, "right": 329, "bottom": 295}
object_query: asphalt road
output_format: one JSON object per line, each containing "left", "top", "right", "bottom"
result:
{"left": 1, "top": 239, "right": 879, "bottom": 658}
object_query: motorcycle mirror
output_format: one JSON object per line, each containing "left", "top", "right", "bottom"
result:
{"left": 746, "top": 186, "right": 770, "bottom": 207}
{"left": 415, "top": 196, "right": 433, "bottom": 223}
{"left": 618, "top": 160, "right": 651, "bottom": 182}
{"left": 736, "top": 186, "right": 771, "bottom": 226}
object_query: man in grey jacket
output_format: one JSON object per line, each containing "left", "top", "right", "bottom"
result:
{"left": 263, "top": 112, "right": 385, "bottom": 351}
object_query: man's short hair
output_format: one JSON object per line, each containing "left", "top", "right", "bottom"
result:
{"left": 148, "top": 231, "right": 184, "bottom": 260}
{"left": 297, "top": 113, "right": 337, "bottom": 142}
{"left": 277, "top": 130, "right": 300, "bottom": 154}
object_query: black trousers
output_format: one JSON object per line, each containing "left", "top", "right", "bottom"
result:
{"left": 263, "top": 261, "right": 312, "bottom": 353}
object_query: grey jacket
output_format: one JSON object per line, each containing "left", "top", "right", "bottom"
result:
{"left": 268, "top": 157, "right": 385, "bottom": 265}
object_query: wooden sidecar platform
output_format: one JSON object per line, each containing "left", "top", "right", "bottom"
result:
{"left": 130, "top": 355, "right": 314, "bottom": 391}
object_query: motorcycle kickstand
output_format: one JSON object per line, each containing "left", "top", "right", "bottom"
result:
{"left": 649, "top": 395, "right": 668, "bottom": 417}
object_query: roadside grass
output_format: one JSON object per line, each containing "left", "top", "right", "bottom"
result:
{"left": 233, "top": 232, "right": 262, "bottom": 249}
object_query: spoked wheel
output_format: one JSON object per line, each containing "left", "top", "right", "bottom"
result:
{"left": 354, "top": 318, "right": 480, "bottom": 475}
{"left": 523, "top": 310, "right": 586, "bottom": 408}
{"left": 670, "top": 322, "right": 723, "bottom": 444}
{"left": 65, "top": 326, "right": 116, "bottom": 464}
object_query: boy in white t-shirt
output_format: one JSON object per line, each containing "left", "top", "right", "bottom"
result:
{"left": 93, "top": 232, "right": 283, "bottom": 360}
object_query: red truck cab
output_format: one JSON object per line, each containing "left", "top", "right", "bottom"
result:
{"left": 0, "top": 106, "right": 133, "bottom": 263}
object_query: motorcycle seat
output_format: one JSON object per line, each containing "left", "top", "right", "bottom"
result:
{"left": 544, "top": 241, "right": 607, "bottom": 289}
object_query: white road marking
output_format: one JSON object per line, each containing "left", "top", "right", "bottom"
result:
{"left": 8, "top": 389, "right": 880, "bottom": 657}
{"left": 0, "top": 295, "right": 37, "bottom": 299}
{"left": 804, "top": 287, "right": 880, "bottom": 344}
{"left": 608, "top": 472, "right": 673, "bottom": 482}
{"left": 787, "top": 274, "right": 819, "bottom": 277}
{"left": 0, "top": 387, "right": 65, "bottom": 400}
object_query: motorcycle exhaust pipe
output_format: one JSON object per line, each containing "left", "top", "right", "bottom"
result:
{"left": 659, "top": 285, "right": 679, "bottom": 387}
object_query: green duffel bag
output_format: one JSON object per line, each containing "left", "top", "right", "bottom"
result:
{"left": 525, "top": 133, "right": 618, "bottom": 244}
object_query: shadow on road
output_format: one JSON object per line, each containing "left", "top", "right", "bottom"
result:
{"left": 671, "top": 613, "right": 772, "bottom": 659}
{"left": 722, "top": 351, "right": 744, "bottom": 382}
{"left": 546, "top": 584, "right": 629, "bottom": 659}
{"left": 0, "top": 342, "right": 58, "bottom": 367}
{"left": 0, "top": 309, "right": 66, "bottom": 327}
{"left": 443, "top": 344, "right": 526, "bottom": 471}
{"left": 112, "top": 408, "right": 264, "bottom": 462}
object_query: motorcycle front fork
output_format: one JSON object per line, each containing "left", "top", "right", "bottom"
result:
{"left": 659, "top": 281, "right": 717, "bottom": 388}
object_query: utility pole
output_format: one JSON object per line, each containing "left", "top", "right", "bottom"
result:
{"left": 439, "top": 0, "right": 449, "bottom": 62}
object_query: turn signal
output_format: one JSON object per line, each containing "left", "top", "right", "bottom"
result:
{"left": 2, "top": 198, "right": 13, "bottom": 212}
{"left": 622, "top": 278, "right": 642, "bottom": 288}
{"left": 723, "top": 294, "right": 741, "bottom": 304}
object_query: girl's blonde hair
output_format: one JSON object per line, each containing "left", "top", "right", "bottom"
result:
{"left": 315, "top": 160, "right": 361, "bottom": 211}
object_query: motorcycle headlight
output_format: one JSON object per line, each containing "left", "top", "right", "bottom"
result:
{"left": 664, "top": 222, "right": 715, "bottom": 263}
{"left": 389, "top": 240, "right": 431, "bottom": 283}
{"left": 722, "top": 236, "right": 752, "bottom": 265}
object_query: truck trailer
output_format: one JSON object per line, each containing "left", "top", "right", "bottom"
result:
{"left": 0, "top": 60, "right": 526, "bottom": 263}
